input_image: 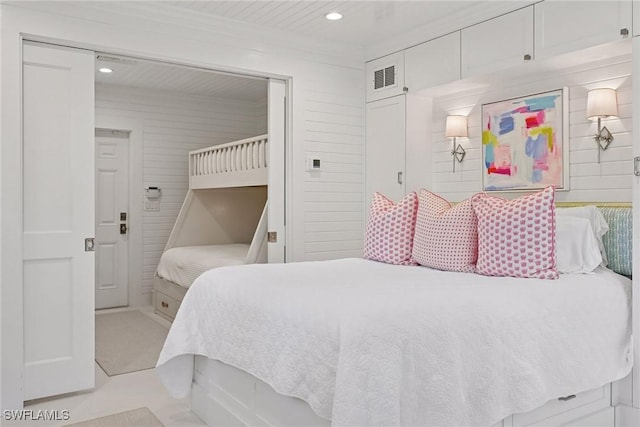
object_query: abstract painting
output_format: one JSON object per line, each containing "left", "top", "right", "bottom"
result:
{"left": 481, "top": 89, "right": 568, "bottom": 191}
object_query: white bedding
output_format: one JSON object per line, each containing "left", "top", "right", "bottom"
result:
{"left": 156, "top": 244, "right": 249, "bottom": 288}
{"left": 156, "top": 258, "right": 632, "bottom": 427}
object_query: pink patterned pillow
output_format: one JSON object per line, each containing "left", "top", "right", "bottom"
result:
{"left": 471, "top": 186, "right": 558, "bottom": 279}
{"left": 412, "top": 190, "right": 477, "bottom": 272}
{"left": 363, "top": 192, "right": 419, "bottom": 265}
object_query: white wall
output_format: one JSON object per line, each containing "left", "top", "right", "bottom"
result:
{"left": 1, "top": 2, "right": 365, "bottom": 409}
{"left": 302, "top": 80, "right": 365, "bottom": 260}
{"left": 427, "top": 58, "right": 632, "bottom": 202}
{"left": 96, "top": 83, "right": 266, "bottom": 303}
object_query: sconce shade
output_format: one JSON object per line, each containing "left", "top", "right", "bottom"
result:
{"left": 445, "top": 115, "right": 468, "bottom": 138}
{"left": 586, "top": 88, "right": 618, "bottom": 120}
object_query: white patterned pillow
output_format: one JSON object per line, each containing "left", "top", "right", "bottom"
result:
{"left": 412, "top": 189, "right": 477, "bottom": 272}
{"left": 363, "top": 192, "right": 418, "bottom": 265}
{"left": 471, "top": 186, "right": 558, "bottom": 279}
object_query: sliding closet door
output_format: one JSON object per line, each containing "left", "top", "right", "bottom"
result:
{"left": 267, "top": 79, "right": 286, "bottom": 263}
{"left": 22, "top": 42, "right": 95, "bottom": 400}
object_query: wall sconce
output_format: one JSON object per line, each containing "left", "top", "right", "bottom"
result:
{"left": 445, "top": 115, "right": 468, "bottom": 173}
{"left": 586, "top": 88, "right": 618, "bottom": 163}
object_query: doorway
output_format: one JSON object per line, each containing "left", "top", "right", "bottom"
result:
{"left": 16, "top": 38, "right": 290, "bottom": 404}
{"left": 95, "top": 129, "right": 130, "bottom": 309}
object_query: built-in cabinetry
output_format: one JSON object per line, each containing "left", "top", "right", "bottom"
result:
{"left": 534, "top": 0, "right": 631, "bottom": 60}
{"left": 365, "top": 95, "right": 406, "bottom": 215}
{"left": 154, "top": 277, "right": 186, "bottom": 321}
{"left": 510, "top": 384, "right": 611, "bottom": 426}
{"left": 461, "top": 6, "right": 533, "bottom": 78}
{"left": 379, "top": 1, "right": 633, "bottom": 97}
{"left": 365, "top": 1, "right": 633, "bottom": 207}
{"left": 366, "top": 51, "right": 405, "bottom": 102}
{"left": 405, "top": 32, "right": 460, "bottom": 91}
{"left": 365, "top": 94, "right": 431, "bottom": 218}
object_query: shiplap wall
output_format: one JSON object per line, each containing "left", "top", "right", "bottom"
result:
{"left": 96, "top": 83, "right": 266, "bottom": 297}
{"left": 430, "top": 58, "right": 632, "bottom": 202}
{"left": 302, "top": 74, "right": 365, "bottom": 260}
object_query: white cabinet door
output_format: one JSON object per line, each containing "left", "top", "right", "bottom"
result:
{"left": 366, "top": 51, "right": 405, "bottom": 102}
{"left": 365, "top": 95, "right": 406, "bottom": 219}
{"left": 22, "top": 42, "right": 95, "bottom": 400}
{"left": 405, "top": 32, "right": 461, "bottom": 92}
{"left": 461, "top": 6, "right": 534, "bottom": 78}
{"left": 535, "top": 0, "right": 632, "bottom": 60}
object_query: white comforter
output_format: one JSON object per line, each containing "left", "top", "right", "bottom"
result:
{"left": 156, "top": 258, "right": 632, "bottom": 427}
{"left": 156, "top": 244, "right": 249, "bottom": 288}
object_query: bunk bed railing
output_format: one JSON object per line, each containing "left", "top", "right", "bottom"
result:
{"left": 189, "top": 134, "right": 269, "bottom": 189}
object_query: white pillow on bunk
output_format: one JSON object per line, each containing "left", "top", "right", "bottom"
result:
{"left": 556, "top": 216, "right": 602, "bottom": 274}
{"left": 556, "top": 206, "right": 609, "bottom": 267}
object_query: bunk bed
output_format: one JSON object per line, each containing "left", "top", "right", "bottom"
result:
{"left": 154, "top": 134, "right": 269, "bottom": 321}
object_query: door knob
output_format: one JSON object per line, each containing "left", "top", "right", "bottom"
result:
{"left": 120, "top": 223, "right": 127, "bottom": 235}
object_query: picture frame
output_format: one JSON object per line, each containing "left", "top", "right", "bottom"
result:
{"left": 481, "top": 88, "right": 569, "bottom": 192}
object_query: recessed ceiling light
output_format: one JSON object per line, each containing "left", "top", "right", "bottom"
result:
{"left": 325, "top": 12, "right": 342, "bottom": 21}
{"left": 99, "top": 67, "right": 113, "bottom": 73}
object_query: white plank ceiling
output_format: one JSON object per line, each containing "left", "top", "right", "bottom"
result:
{"left": 95, "top": 54, "right": 268, "bottom": 101}
{"left": 94, "top": 1, "right": 535, "bottom": 99}
{"left": 164, "top": 1, "right": 536, "bottom": 49}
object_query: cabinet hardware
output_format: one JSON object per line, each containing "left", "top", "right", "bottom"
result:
{"left": 397, "top": 171, "right": 403, "bottom": 185}
{"left": 523, "top": 54, "right": 532, "bottom": 61}
{"left": 161, "top": 301, "right": 169, "bottom": 308}
{"left": 634, "top": 157, "right": 640, "bottom": 176}
{"left": 620, "top": 28, "right": 629, "bottom": 37}
{"left": 268, "top": 231, "right": 278, "bottom": 243}
{"left": 558, "top": 394, "right": 576, "bottom": 402}
{"left": 84, "top": 238, "right": 95, "bottom": 252}
{"left": 403, "top": 86, "right": 409, "bottom": 93}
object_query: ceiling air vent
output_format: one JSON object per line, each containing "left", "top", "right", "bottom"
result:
{"left": 373, "top": 65, "right": 396, "bottom": 91}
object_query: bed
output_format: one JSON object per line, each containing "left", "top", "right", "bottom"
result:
{"left": 153, "top": 135, "right": 269, "bottom": 321}
{"left": 156, "top": 203, "right": 633, "bottom": 426}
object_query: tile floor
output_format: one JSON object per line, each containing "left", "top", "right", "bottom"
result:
{"left": 5, "top": 307, "right": 206, "bottom": 427}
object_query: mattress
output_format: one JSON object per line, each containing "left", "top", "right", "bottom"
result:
{"left": 156, "top": 244, "right": 250, "bottom": 288}
{"left": 156, "top": 258, "right": 632, "bottom": 427}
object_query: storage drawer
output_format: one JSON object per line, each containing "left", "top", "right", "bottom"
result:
{"left": 155, "top": 291, "right": 178, "bottom": 320}
{"left": 564, "top": 407, "right": 614, "bottom": 427}
{"left": 512, "top": 385, "right": 610, "bottom": 426}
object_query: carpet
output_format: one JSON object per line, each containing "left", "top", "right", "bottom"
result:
{"left": 64, "top": 407, "right": 164, "bottom": 427}
{"left": 95, "top": 310, "right": 169, "bottom": 376}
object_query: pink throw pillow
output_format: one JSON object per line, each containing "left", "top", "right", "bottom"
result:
{"left": 363, "top": 192, "right": 419, "bottom": 265}
{"left": 471, "top": 186, "right": 558, "bottom": 279}
{"left": 412, "top": 189, "right": 477, "bottom": 272}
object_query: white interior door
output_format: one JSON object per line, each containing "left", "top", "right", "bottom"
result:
{"left": 267, "top": 79, "right": 286, "bottom": 263}
{"left": 22, "top": 42, "right": 95, "bottom": 400}
{"left": 95, "top": 130, "right": 129, "bottom": 309}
